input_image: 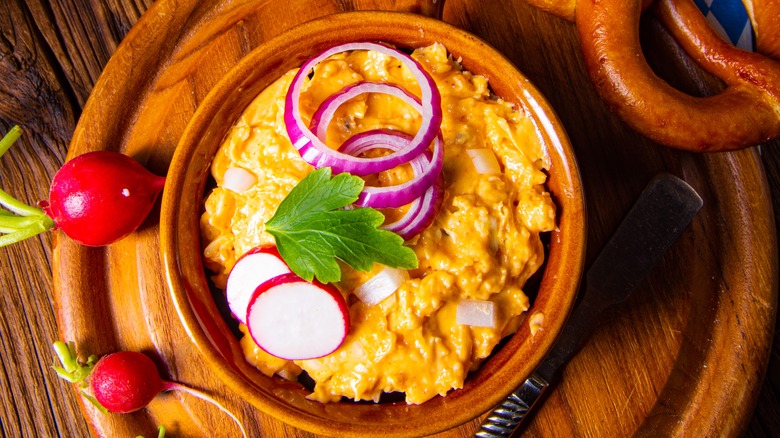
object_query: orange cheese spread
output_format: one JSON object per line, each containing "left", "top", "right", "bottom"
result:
{"left": 200, "top": 43, "right": 555, "bottom": 404}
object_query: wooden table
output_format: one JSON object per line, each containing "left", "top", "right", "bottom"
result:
{"left": 1, "top": 0, "right": 778, "bottom": 436}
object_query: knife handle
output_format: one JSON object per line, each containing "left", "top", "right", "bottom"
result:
{"left": 475, "top": 372, "right": 549, "bottom": 437}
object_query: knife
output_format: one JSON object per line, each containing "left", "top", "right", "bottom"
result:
{"left": 475, "top": 173, "right": 703, "bottom": 437}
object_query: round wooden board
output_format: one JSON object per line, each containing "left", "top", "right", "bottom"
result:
{"left": 51, "top": 0, "right": 778, "bottom": 437}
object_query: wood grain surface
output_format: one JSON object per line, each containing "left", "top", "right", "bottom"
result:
{"left": 0, "top": 0, "right": 778, "bottom": 437}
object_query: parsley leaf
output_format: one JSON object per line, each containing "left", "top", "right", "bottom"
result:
{"left": 265, "top": 167, "right": 418, "bottom": 283}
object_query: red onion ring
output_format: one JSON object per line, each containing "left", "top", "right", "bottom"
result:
{"left": 338, "top": 130, "right": 444, "bottom": 239}
{"left": 394, "top": 176, "right": 443, "bottom": 239}
{"left": 338, "top": 129, "right": 443, "bottom": 208}
{"left": 311, "top": 82, "right": 440, "bottom": 208}
{"left": 284, "top": 42, "right": 442, "bottom": 176}
{"left": 309, "top": 81, "right": 421, "bottom": 141}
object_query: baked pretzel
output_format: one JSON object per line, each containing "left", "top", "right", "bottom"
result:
{"left": 526, "top": 0, "right": 780, "bottom": 152}
{"left": 744, "top": 0, "right": 780, "bottom": 58}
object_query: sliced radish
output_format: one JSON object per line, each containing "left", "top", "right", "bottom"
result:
{"left": 226, "top": 246, "right": 291, "bottom": 324}
{"left": 353, "top": 267, "right": 409, "bottom": 306}
{"left": 247, "top": 273, "right": 350, "bottom": 360}
{"left": 456, "top": 299, "right": 497, "bottom": 328}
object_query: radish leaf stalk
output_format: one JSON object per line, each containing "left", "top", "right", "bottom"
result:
{"left": 0, "top": 126, "right": 55, "bottom": 246}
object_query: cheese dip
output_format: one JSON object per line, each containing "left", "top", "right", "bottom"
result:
{"left": 200, "top": 43, "right": 555, "bottom": 404}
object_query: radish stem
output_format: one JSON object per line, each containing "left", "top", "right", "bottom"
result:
{"left": 161, "top": 381, "right": 248, "bottom": 437}
{"left": 0, "top": 125, "right": 21, "bottom": 157}
{"left": 0, "top": 126, "right": 56, "bottom": 247}
{"left": 52, "top": 341, "right": 108, "bottom": 414}
{"left": 135, "top": 425, "right": 166, "bottom": 438}
{"left": 0, "top": 188, "right": 49, "bottom": 218}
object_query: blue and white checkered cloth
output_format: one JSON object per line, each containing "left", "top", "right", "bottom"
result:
{"left": 693, "top": 0, "right": 755, "bottom": 51}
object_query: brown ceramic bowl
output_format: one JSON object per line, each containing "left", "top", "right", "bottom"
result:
{"left": 160, "top": 11, "right": 586, "bottom": 437}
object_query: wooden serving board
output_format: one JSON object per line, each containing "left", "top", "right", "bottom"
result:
{"left": 49, "top": 0, "right": 777, "bottom": 436}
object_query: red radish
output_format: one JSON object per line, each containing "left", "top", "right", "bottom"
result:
{"left": 43, "top": 151, "right": 165, "bottom": 246}
{"left": 226, "top": 245, "right": 291, "bottom": 324}
{"left": 52, "top": 341, "right": 246, "bottom": 436}
{"left": 247, "top": 273, "right": 350, "bottom": 360}
{"left": 0, "top": 126, "right": 165, "bottom": 247}
{"left": 88, "top": 350, "right": 164, "bottom": 413}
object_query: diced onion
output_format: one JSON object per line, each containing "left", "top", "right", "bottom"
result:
{"left": 284, "top": 42, "right": 442, "bottom": 176}
{"left": 223, "top": 167, "right": 256, "bottom": 193}
{"left": 354, "top": 267, "right": 409, "bottom": 306}
{"left": 466, "top": 149, "right": 500, "bottom": 174}
{"left": 456, "top": 299, "right": 496, "bottom": 328}
{"left": 529, "top": 311, "right": 544, "bottom": 337}
{"left": 277, "top": 368, "right": 300, "bottom": 381}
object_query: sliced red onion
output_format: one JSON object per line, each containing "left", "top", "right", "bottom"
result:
{"left": 456, "top": 299, "right": 497, "bottom": 328}
{"left": 309, "top": 81, "right": 422, "bottom": 141}
{"left": 384, "top": 185, "right": 428, "bottom": 234}
{"left": 337, "top": 129, "right": 443, "bottom": 239}
{"left": 394, "top": 176, "right": 443, "bottom": 240}
{"left": 338, "top": 130, "right": 443, "bottom": 208}
{"left": 284, "top": 42, "right": 442, "bottom": 176}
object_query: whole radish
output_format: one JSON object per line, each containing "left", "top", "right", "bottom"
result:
{"left": 43, "top": 151, "right": 165, "bottom": 246}
{"left": 52, "top": 341, "right": 246, "bottom": 436}
{"left": 88, "top": 350, "right": 164, "bottom": 414}
{"left": 0, "top": 126, "right": 164, "bottom": 247}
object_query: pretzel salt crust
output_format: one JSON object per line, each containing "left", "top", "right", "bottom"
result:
{"left": 526, "top": 0, "right": 780, "bottom": 152}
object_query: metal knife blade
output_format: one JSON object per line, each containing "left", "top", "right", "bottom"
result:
{"left": 476, "top": 173, "right": 703, "bottom": 437}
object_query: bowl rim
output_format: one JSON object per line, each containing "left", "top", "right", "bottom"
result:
{"left": 160, "top": 10, "right": 586, "bottom": 437}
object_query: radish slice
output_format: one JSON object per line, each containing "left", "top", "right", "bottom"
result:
{"left": 456, "top": 299, "right": 497, "bottom": 328}
{"left": 466, "top": 149, "right": 500, "bottom": 174}
{"left": 285, "top": 42, "right": 442, "bottom": 176}
{"left": 353, "top": 267, "right": 409, "bottom": 306}
{"left": 226, "top": 246, "right": 291, "bottom": 324}
{"left": 247, "top": 273, "right": 350, "bottom": 360}
{"left": 339, "top": 129, "right": 444, "bottom": 208}
{"left": 223, "top": 167, "right": 257, "bottom": 193}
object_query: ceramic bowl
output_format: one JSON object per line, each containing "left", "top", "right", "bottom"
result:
{"left": 161, "top": 11, "right": 586, "bottom": 437}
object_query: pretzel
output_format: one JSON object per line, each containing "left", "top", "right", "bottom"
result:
{"left": 526, "top": 0, "right": 780, "bottom": 152}
{"left": 743, "top": 0, "right": 780, "bottom": 58}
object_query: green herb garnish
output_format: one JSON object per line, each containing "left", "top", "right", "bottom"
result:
{"left": 265, "top": 167, "right": 418, "bottom": 283}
